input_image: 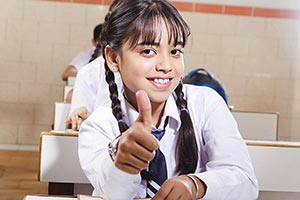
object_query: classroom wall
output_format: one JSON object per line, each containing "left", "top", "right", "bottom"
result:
{"left": 0, "top": 0, "right": 299, "bottom": 146}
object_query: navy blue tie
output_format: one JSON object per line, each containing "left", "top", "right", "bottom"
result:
{"left": 146, "top": 129, "right": 167, "bottom": 197}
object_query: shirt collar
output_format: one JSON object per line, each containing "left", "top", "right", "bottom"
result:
{"left": 121, "top": 92, "right": 181, "bottom": 131}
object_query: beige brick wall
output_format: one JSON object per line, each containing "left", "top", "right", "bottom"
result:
{"left": 0, "top": 0, "right": 299, "bottom": 145}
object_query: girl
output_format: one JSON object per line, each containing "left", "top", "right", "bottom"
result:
{"left": 78, "top": 0, "right": 258, "bottom": 199}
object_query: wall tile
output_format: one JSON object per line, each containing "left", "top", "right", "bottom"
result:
{"left": 85, "top": 4, "right": 107, "bottom": 25}
{"left": 290, "top": 116, "right": 300, "bottom": 141}
{"left": 277, "top": 117, "right": 291, "bottom": 141}
{"left": 207, "top": 14, "right": 238, "bottom": 35}
{"left": 19, "top": 83, "right": 51, "bottom": 104}
{"left": 279, "top": 38, "right": 300, "bottom": 59}
{"left": 24, "top": 0, "right": 56, "bottom": 22}
{"left": 249, "top": 37, "right": 278, "bottom": 57}
{"left": 236, "top": 16, "right": 266, "bottom": 37}
{"left": 265, "top": 18, "right": 300, "bottom": 38}
{"left": 0, "top": 103, "right": 34, "bottom": 124}
{"left": 36, "top": 63, "right": 65, "bottom": 85}
{"left": 69, "top": 24, "right": 94, "bottom": 45}
{"left": 34, "top": 104, "right": 54, "bottom": 125}
{"left": 181, "top": 12, "right": 208, "bottom": 34}
{"left": 55, "top": 2, "right": 86, "bottom": 24}
{"left": 190, "top": 34, "right": 222, "bottom": 54}
{"left": 17, "top": 124, "right": 51, "bottom": 145}
{"left": 245, "top": 77, "right": 276, "bottom": 97}
{"left": 0, "top": 122, "right": 18, "bottom": 144}
{"left": 221, "top": 36, "right": 249, "bottom": 56}
{"left": 0, "top": 0, "right": 23, "bottom": 20}
{"left": 0, "top": 61, "right": 36, "bottom": 83}
{"left": 220, "top": 76, "right": 246, "bottom": 97}
{"left": 38, "top": 22, "right": 70, "bottom": 44}
{"left": 0, "top": 19, "right": 6, "bottom": 40}
{"left": 205, "top": 55, "right": 234, "bottom": 75}
{"left": 7, "top": 19, "right": 39, "bottom": 42}
{"left": 275, "top": 79, "right": 296, "bottom": 100}
{"left": 183, "top": 52, "right": 206, "bottom": 72}
{"left": 50, "top": 85, "right": 64, "bottom": 103}
{"left": 0, "top": 82, "right": 19, "bottom": 102}
{"left": 21, "top": 42, "right": 53, "bottom": 63}
{"left": 0, "top": 40, "right": 21, "bottom": 62}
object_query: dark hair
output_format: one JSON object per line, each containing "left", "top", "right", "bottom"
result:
{"left": 102, "top": 0, "right": 198, "bottom": 176}
{"left": 89, "top": 0, "right": 123, "bottom": 63}
{"left": 93, "top": 24, "right": 103, "bottom": 41}
{"left": 183, "top": 68, "right": 228, "bottom": 104}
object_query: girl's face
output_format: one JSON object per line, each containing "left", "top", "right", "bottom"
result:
{"left": 111, "top": 21, "right": 185, "bottom": 109}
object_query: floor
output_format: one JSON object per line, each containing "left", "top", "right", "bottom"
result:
{"left": 0, "top": 150, "right": 48, "bottom": 200}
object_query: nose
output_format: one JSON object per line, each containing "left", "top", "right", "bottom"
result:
{"left": 155, "top": 53, "right": 172, "bottom": 73}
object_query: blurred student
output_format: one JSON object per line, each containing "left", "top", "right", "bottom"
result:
{"left": 183, "top": 68, "right": 228, "bottom": 105}
{"left": 78, "top": 0, "right": 258, "bottom": 199}
{"left": 62, "top": 24, "right": 103, "bottom": 81}
{"left": 65, "top": 0, "right": 123, "bottom": 130}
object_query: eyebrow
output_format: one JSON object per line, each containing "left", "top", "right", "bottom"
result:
{"left": 137, "top": 40, "right": 184, "bottom": 47}
{"left": 137, "top": 41, "right": 160, "bottom": 46}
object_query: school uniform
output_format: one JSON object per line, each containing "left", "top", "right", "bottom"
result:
{"left": 78, "top": 85, "right": 259, "bottom": 200}
{"left": 70, "top": 47, "right": 95, "bottom": 71}
{"left": 70, "top": 56, "right": 123, "bottom": 114}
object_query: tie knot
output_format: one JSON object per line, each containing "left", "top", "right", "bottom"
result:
{"left": 151, "top": 129, "right": 165, "bottom": 141}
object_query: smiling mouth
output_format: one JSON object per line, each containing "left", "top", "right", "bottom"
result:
{"left": 148, "top": 78, "right": 172, "bottom": 84}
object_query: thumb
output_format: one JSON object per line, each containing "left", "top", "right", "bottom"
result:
{"left": 136, "top": 90, "right": 152, "bottom": 129}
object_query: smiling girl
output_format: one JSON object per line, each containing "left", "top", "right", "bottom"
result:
{"left": 78, "top": 0, "right": 258, "bottom": 199}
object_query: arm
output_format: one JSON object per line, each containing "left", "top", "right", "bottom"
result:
{"left": 154, "top": 88, "right": 258, "bottom": 200}
{"left": 78, "top": 107, "right": 142, "bottom": 200}
{"left": 62, "top": 65, "right": 77, "bottom": 81}
{"left": 66, "top": 66, "right": 98, "bottom": 130}
{"left": 193, "top": 90, "right": 258, "bottom": 199}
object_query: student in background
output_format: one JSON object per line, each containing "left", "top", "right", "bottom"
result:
{"left": 78, "top": 0, "right": 258, "bottom": 199}
{"left": 62, "top": 24, "right": 103, "bottom": 81}
{"left": 65, "top": 0, "right": 123, "bottom": 130}
{"left": 183, "top": 68, "right": 228, "bottom": 105}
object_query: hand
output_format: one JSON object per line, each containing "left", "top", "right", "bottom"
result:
{"left": 114, "top": 90, "right": 159, "bottom": 174}
{"left": 65, "top": 106, "right": 90, "bottom": 131}
{"left": 152, "top": 176, "right": 196, "bottom": 200}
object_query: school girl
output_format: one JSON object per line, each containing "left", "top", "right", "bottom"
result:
{"left": 78, "top": 0, "right": 258, "bottom": 199}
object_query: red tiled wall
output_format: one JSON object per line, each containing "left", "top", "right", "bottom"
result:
{"left": 41, "top": 0, "right": 300, "bottom": 19}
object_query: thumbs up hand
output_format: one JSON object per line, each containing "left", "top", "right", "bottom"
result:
{"left": 114, "top": 90, "right": 159, "bottom": 174}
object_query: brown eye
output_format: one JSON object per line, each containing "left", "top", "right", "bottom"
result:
{"left": 171, "top": 49, "right": 183, "bottom": 56}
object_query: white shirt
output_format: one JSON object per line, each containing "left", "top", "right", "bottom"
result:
{"left": 70, "top": 47, "right": 95, "bottom": 71}
{"left": 70, "top": 56, "right": 123, "bottom": 114}
{"left": 79, "top": 85, "right": 259, "bottom": 200}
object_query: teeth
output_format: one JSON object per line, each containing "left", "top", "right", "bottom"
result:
{"left": 154, "top": 78, "right": 169, "bottom": 84}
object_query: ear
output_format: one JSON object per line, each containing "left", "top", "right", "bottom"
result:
{"left": 104, "top": 45, "right": 119, "bottom": 72}
{"left": 91, "top": 39, "right": 97, "bottom": 47}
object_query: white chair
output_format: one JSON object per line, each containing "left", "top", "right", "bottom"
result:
{"left": 232, "top": 111, "right": 279, "bottom": 141}
{"left": 53, "top": 102, "right": 71, "bottom": 131}
{"left": 39, "top": 132, "right": 92, "bottom": 195}
{"left": 247, "top": 140, "right": 300, "bottom": 199}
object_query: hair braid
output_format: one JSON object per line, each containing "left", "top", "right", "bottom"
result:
{"left": 89, "top": 42, "right": 102, "bottom": 63}
{"left": 174, "top": 82, "right": 198, "bottom": 175}
{"left": 103, "top": 61, "right": 129, "bottom": 132}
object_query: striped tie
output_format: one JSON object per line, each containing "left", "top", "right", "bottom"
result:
{"left": 146, "top": 129, "right": 167, "bottom": 198}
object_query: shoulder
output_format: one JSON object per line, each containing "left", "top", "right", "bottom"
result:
{"left": 183, "top": 84, "right": 227, "bottom": 113}
{"left": 183, "top": 84, "right": 219, "bottom": 101}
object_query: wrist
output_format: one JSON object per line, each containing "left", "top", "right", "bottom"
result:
{"left": 186, "top": 174, "right": 199, "bottom": 199}
{"left": 108, "top": 134, "right": 122, "bottom": 161}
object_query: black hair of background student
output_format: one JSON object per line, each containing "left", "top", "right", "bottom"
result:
{"left": 183, "top": 68, "right": 228, "bottom": 105}
{"left": 89, "top": 0, "right": 123, "bottom": 63}
{"left": 101, "top": 0, "right": 198, "bottom": 176}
